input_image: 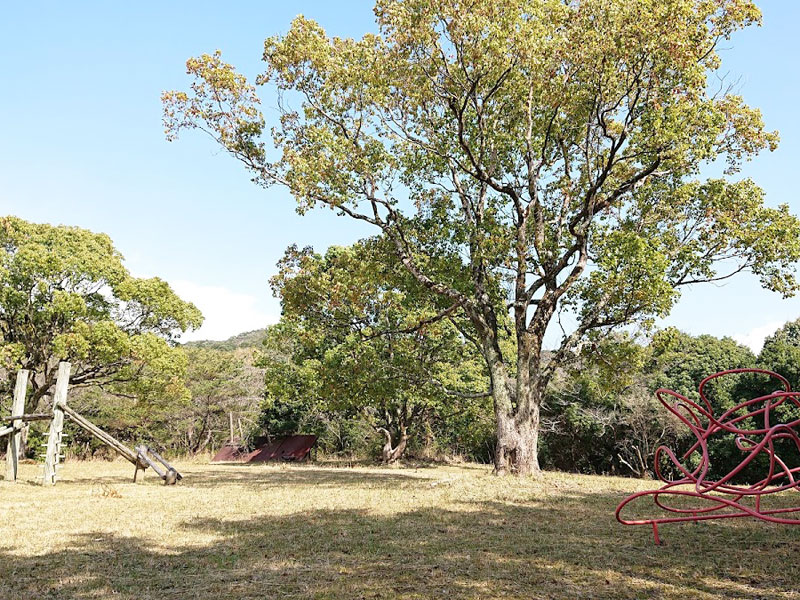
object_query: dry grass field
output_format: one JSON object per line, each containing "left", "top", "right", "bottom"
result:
{"left": 1, "top": 460, "right": 799, "bottom": 599}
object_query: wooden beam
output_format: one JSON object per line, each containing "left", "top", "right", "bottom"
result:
{"left": 43, "top": 363, "right": 70, "bottom": 485}
{"left": 2, "top": 413, "right": 52, "bottom": 422}
{"left": 142, "top": 446, "right": 182, "bottom": 481}
{"left": 5, "top": 370, "right": 29, "bottom": 483}
{"left": 60, "top": 403, "right": 146, "bottom": 468}
{"left": 0, "top": 426, "right": 13, "bottom": 438}
{"left": 135, "top": 446, "right": 166, "bottom": 479}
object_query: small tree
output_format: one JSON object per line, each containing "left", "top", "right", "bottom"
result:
{"left": 759, "top": 320, "right": 800, "bottom": 389}
{"left": 164, "top": 0, "right": 800, "bottom": 474}
{"left": 264, "top": 239, "right": 489, "bottom": 462}
{"left": 178, "top": 347, "right": 263, "bottom": 454}
{"left": 0, "top": 216, "right": 203, "bottom": 413}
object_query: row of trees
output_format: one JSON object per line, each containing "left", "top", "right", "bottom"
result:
{"left": 9, "top": 0, "right": 800, "bottom": 481}
{"left": 255, "top": 238, "right": 800, "bottom": 477}
{"left": 259, "top": 279, "right": 800, "bottom": 480}
{"left": 7, "top": 0, "right": 799, "bottom": 480}
{"left": 3, "top": 214, "right": 800, "bottom": 479}
{"left": 543, "top": 327, "right": 800, "bottom": 480}
{"left": 65, "top": 345, "right": 263, "bottom": 458}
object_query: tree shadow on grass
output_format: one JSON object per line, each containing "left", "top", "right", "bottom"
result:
{"left": 2, "top": 485, "right": 799, "bottom": 599}
{"left": 54, "top": 462, "right": 448, "bottom": 489}
{"left": 181, "top": 464, "right": 448, "bottom": 489}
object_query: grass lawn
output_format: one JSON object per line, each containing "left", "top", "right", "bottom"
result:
{"left": 1, "top": 460, "right": 799, "bottom": 599}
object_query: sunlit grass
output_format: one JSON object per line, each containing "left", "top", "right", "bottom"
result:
{"left": 1, "top": 460, "right": 799, "bottom": 599}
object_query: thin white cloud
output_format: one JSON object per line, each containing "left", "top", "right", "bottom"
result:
{"left": 733, "top": 321, "right": 783, "bottom": 354}
{"left": 170, "top": 280, "right": 277, "bottom": 342}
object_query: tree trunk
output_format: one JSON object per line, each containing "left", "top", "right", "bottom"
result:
{"left": 192, "top": 429, "right": 214, "bottom": 455}
{"left": 378, "top": 427, "right": 408, "bottom": 463}
{"left": 488, "top": 354, "right": 541, "bottom": 476}
{"left": 186, "top": 424, "right": 196, "bottom": 453}
{"left": 494, "top": 409, "right": 540, "bottom": 476}
{"left": 421, "top": 420, "right": 435, "bottom": 457}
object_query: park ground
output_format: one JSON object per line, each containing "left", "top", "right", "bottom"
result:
{"left": 1, "top": 461, "right": 798, "bottom": 599}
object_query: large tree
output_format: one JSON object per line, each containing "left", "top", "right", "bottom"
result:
{"left": 0, "top": 216, "right": 203, "bottom": 413}
{"left": 164, "top": 0, "right": 800, "bottom": 474}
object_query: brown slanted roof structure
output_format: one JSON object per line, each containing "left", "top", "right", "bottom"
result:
{"left": 210, "top": 443, "right": 248, "bottom": 462}
{"left": 212, "top": 435, "right": 317, "bottom": 463}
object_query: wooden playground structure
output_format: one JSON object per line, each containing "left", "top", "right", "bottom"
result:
{"left": 1, "top": 362, "right": 181, "bottom": 485}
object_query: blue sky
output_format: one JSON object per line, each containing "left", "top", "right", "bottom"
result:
{"left": 2, "top": 1, "right": 799, "bottom": 349}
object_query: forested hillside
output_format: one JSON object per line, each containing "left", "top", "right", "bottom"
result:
{"left": 184, "top": 328, "right": 270, "bottom": 351}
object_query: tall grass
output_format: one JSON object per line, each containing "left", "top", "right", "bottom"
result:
{"left": 1, "top": 461, "right": 798, "bottom": 599}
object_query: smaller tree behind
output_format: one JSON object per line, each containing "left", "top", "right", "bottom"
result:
{"left": 259, "top": 320, "right": 376, "bottom": 457}
{"left": 262, "top": 239, "right": 491, "bottom": 463}
{"left": 181, "top": 347, "right": 263, "bottom": 454}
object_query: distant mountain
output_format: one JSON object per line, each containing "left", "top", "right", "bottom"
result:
{"left": 184, "top": 328, "right": 270, "bottom": 350}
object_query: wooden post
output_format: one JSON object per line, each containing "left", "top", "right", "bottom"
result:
{"left": 4, "top": 370, "right": 29, "bottom": 482}
{"left": 42, "top": 362, "right": 70, "bottom": 485}
{"left": 229, "top": 412, "right": 235, "bottom": 443}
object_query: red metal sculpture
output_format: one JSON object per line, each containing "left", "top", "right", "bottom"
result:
{"left": 616, "top": 368, "right": 800, "bottom": 544}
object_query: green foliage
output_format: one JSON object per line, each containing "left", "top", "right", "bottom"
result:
{"left": 184, "top": 328, "right": 269, "bottom": 351}
{"left": 648, "top": 327, "right": 757, "bottom": 400}
{"left": 543, "top": 328, "right": 771, "bottom": 479}
{"left": 644, "top": 329, "right": 768, "bottom": 481}
{"left": 758, "top": 319, "right": 800, "bottom": 389}
{"left": 752, "top": 320, "right": 800, "bottom": 478}
{"left": 257, "top": 320, "right": 376, "bottom": 456}
{"left": 0, "top": 216, "right": 203, "bottom": 415}
{"left": 66, "top": 346, "right": 263, "bottom": 456}
{"left": 164, "top": 0, "right": 800, "bottom": 472}
{"left": 258, "top": 238, "right": 491, "bottom": 459}
{"left": 181, "top": 347, "right": 263, "bottom": 452}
